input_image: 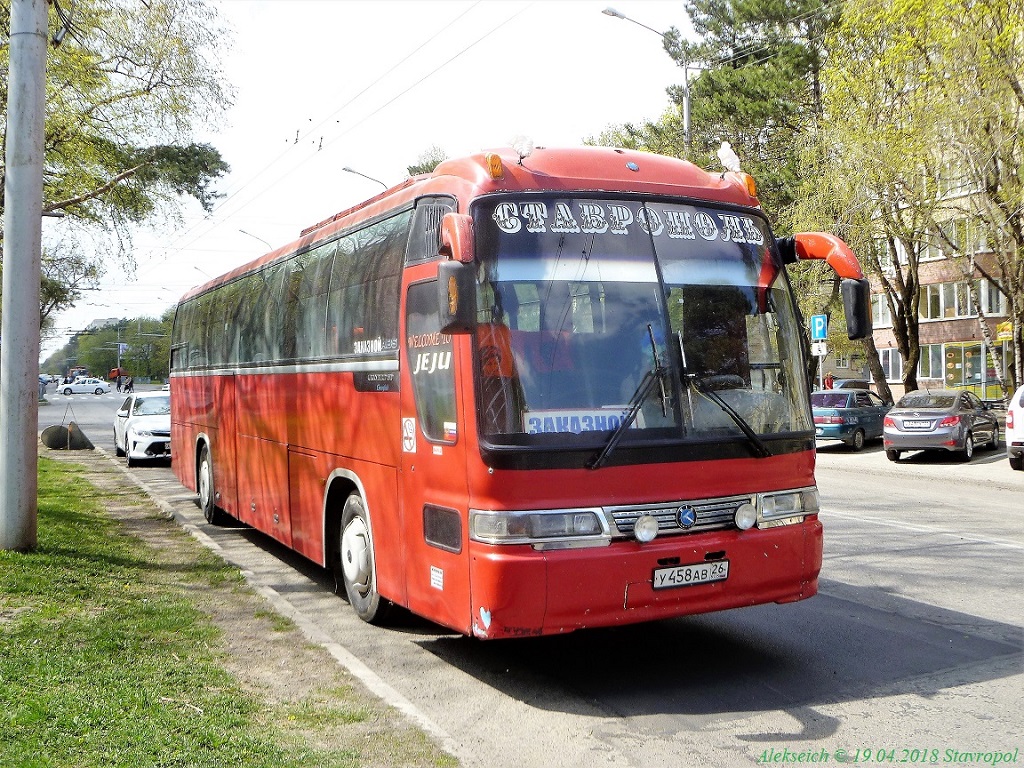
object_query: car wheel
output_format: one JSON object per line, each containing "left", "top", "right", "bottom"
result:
{"left": 126, "top": 452, "right": 135, "bottom": 468}
{"left": 1010, "top": 455, "right": 1023, "bottom": 471}
{"left": 885, "top": 449, "right": 901, "bottom": 462}
{"left": 988, "top": 428, "right": 1000, "bottom": 451}
{"left": 338, "top": 493, "right": 392, "bottom": 624}
{"left": 62, "top": 388, "right": 71, "bottom": 395}
{"left": 114, "top": 430, "right": 124, "bottom": 457}
{"left": 959, "top": 433, "right": 974, "bottom": 462}
{"left": 198, "top": 444, "right": 229, "bottom": 526}
{"left": 94, "top": 387, "right": 104, "bottom": 395}
{"left": 847, "top": 429, "right": 865, "bottom": 451}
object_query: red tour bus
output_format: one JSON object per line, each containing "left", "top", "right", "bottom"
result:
{"left": 170, "top": 145, "right": 870, "bottom": 639}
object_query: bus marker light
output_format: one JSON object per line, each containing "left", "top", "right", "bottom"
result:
{"left": 734, "top": 503, "right": 757, "bottom": 530}
{"left": 485, "top": 153, "right": 504, "bottom": 179}
{"left": 634, "top": 514, "right": 659, "bottom": 543}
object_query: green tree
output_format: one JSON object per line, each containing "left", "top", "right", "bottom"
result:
{"left": 0, "top": 0, "right": 233, "bottom": 317}
{"left": 41, "top": 307, "right": 173, "bottom": 382}
{"left": 792, "top": 0, "right": 1024, "bottom": 395}
{"left": 596, "top": 0, "right": 839, "bottom": 221}
{"left": 406, "top": 145, "right": 447, "bottom": 177}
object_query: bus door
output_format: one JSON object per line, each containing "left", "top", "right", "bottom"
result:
{"left": 399, "top": 276, "right": 472, "bottom": 633}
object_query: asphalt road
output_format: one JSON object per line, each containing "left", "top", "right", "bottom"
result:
{"left": 38, "top": 392, "right": 1024, "bottom": 767}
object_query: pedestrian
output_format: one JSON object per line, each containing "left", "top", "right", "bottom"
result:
{"left": 116, "top": 375, "right": 122, "bottom": 393}
{"left": 124, "top": 376, "right": 134, "bottom": 393}
{"left": 824, "top": 371, "right": 835, "bottom": 389}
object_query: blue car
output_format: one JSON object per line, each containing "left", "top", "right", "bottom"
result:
{"left": 812, "top": 388, "right": 891, "bottom": 451}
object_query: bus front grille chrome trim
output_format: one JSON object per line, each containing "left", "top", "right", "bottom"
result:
{"left": 607, "top": 495, "right": 756, "bottom": 538}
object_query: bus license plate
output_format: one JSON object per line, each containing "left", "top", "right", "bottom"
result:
{"left": 652, "top": 560, "right": 729, "bottom": 590}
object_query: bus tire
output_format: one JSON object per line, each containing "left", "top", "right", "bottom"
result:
{"left": 198, "top": 444, "right": 229, "bottom": 526}
{"left": 339, "top": 493, "right": 392, "bottom": 624}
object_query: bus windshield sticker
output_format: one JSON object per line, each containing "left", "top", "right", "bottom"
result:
{"left": 408, "top": 331, "right": 453, "bottom": 377}
{"left": 402, "top": 417, "right": 416, "bottom": 453}
{"left": 526, "top": 408, "right": 644, "bottom": 435}
{"left": 353, "top": 371, "right": 398, "bottom": 393}
{"left": 491, "top": 201, "right": 765, "bottom": 245}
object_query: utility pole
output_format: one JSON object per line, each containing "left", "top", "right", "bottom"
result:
{"left": 1, "top": 0, "right": 48, "bottom": 551}
{"left": 601, "top": 6, "right": 701, "bottom": 155}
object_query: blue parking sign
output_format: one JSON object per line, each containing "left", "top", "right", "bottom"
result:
{"left": 810, "top": 314, "right": 828, "bottom": 341}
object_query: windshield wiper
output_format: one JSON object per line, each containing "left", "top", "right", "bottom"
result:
{"left": 587, "top": 325, "right": 667, "bottom": 470}
{"left": 676, "top": 332, "right": 772, "bottom": 459}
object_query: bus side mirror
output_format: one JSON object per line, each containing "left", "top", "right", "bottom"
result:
{"left": 786, "top": 232, "right": 873, "bottom": 341}
{"left": 438, "top": 260, "right": 477, "bottom": 334}
{"left": 842, "top": 278, "right": 872, "bottom": 340}
{"left": 440, "top": 212, "right": 474, "bottom": 264}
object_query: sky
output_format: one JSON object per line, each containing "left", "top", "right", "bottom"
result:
{"left": 41, "top": 0, "right": 692, "bottom": 360}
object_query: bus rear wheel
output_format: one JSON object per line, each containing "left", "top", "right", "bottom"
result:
{"left": 338, "top": 493, "right": 392, "bottom": 624}
{"left": 198, "top": 444, "right": 229, "bottom": 526}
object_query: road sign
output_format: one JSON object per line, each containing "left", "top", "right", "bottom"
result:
{"left": 810, "top": 341, "right": 828, "bottom": 357}
{"left": 810, "top": 314, "right": 828, "bottom": 341}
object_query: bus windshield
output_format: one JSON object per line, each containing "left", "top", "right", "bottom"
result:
{"left": 473, "top": 196, "right": 811, "bottom": 453}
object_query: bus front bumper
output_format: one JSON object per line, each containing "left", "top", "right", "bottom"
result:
{"left": 467, "top": 519, "right": 822, "bottom": 639}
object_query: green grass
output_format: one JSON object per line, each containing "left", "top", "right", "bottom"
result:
{"left": 0, "top": 457, "right": 455, "bottom": 768}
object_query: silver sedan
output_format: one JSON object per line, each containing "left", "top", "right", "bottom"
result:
{"left": 883, "top": 389, "right": 1000, "bottom": 462}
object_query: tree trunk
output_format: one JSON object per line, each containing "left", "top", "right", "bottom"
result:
{"left": 861, "top": 335, "right": 894, "bottom": 404}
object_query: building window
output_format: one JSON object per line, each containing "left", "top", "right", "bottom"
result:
{"left": 921, "top": 284, "right": 942, "bottom": 320}
{"left": 833, "top": 353, "right": 850, "bottom": 369}
{"left": 979, "top": 280, "right": 1006, "bottom": 316}
{"left": 879, "top": 348, "right": 903, "bottom": 382}
{"left": 871, "top": 294, "right": 892, "bottom": 327}
{"left": 918, "top": 280, "right": 1005, "bottom": 321}
{"left": 919, "top": 344, "right": 944, "bottom": 380}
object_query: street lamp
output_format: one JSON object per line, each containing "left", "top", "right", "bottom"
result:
{"left": 601, "top": 6, "right": 663, "bottom": 36}
{"left": 601, "top": 6, "right": 700, "bottom": 154}
{"left": 239, "top": 229, "right": 272, "bottom": 250}
{"left": 342, "top": 166, "right": 388, "bottom": 190}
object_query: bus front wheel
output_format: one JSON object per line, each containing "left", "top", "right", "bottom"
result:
{"left": 338, "top": 494, "right": 392, "bottom": 624}
{"left": 198, "top": 445, "right": 229, "bottom": 526}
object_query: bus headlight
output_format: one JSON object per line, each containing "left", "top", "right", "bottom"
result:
{"left": 470, "top": 508, "right": 609, "bottom": 549}
{"left": 758, "top": 488, "right": 818, "bottom": 528}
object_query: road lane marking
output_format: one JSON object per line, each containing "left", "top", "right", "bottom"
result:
{"left": 823, "top": 509, "right": 1024, "bottom": 550}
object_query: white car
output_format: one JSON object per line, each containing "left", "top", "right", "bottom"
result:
{"left": 58, "top": 377, "right": 112, "bottom": 395}
{"left": 1007, "top": 385, "right": 1024, "bottom": 471}
{"left": 114, "top": 392, "right": 172, "bottom": 467}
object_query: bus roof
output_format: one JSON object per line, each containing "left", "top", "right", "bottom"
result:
{"left": 183, "top": 145, "right": 759, "bottom": 301}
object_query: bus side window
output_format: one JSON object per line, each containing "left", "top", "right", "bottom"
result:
{"left": 406, "top": 281, "right": 457, "bottom": 443}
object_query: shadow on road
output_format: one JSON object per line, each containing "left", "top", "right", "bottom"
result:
{"left": 413, "top": 584, "right": 1019, "bottom": 734}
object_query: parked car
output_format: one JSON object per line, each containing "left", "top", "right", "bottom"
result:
{"left": 1007, "top": 384, "right": 1024, "bottom": 471}
{"left": 114, "top": 392, "right": 171, "bottom": 467}
{"left": 812, "top": 388, "right": 890, "bottom": 450}
{"left": 834, "top": 378, "right": 871, "bottom": 390}
{"left": 883, "top": 389, "right": 1000, "bottom": 462}
{"left": 58, "top": 377, "right": 111, "bottom": 395}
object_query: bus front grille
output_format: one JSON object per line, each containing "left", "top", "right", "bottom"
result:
{"left": 607, "top": 495, "right": 754, "bottom": 538}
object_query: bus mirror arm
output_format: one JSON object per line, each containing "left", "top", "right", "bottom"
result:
{"left": 780, "top": 233, "right": 873, "bottom": 341}
{"left": 440, "top": 212, "right": 475, "bottom": 264}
